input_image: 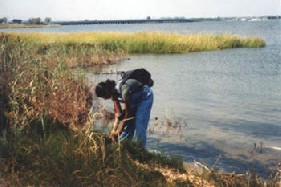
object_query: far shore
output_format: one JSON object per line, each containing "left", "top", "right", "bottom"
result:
{"left": 0, "top": 23, "right": 61, "bottom": 29}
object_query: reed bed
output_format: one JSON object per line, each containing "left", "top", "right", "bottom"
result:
{"left": 7, "top": 32, "right": 265, "bottom": 54}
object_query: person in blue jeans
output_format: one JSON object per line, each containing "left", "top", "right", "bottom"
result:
{"left": 134, "top": 86, "right": 154, "bottom": 147}
{"left": 95, "top": 69, "right": 154, "bottom": 146}
{"left": 95, "top": 79, "right": 143, "bottom": 141}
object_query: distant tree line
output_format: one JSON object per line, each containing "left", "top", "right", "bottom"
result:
{"left": 28, "top": 17, "right": 42, "bottom": 24}
{"left": 0, "top": 17, "right": 52, "bottom": 24}
{"left": 27, "top": 17, "right": 52, "bottom": 24}
{"left": 0, "top": 17, "right": 8, "bottom": 24}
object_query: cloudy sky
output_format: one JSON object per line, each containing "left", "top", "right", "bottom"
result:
{"left": 0, "top": 0, "right": 280, "bottom": 21}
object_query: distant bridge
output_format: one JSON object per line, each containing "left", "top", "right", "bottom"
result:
{"left": 54, "top": 19, "right": 197, "bottom": 25}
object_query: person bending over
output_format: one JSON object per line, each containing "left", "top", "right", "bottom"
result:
{"left": 95, "top": 79, "right": 143, "bottom": 141}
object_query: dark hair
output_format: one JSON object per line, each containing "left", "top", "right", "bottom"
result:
{"left": 95, "top": 79, "right": 116, "bottom": 99}
{"left": 148, "top": 79, "right": 154, "bottom": 87}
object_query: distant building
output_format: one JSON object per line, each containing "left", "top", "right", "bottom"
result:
{"left": 12, "top": 19, "right": 22, "bottom": 24}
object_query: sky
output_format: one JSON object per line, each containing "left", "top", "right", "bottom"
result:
{"left": 0, "top": 0, "right": 280, "bottom": 21}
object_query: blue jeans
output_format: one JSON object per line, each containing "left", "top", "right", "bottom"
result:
{"left": 119, "top": 92, "right": 141, "bottom": 142}
{"left": 134, "top": 86, "right": 154, "bottom": 147}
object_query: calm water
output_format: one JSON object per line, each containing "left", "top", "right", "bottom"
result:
{"left": 3, "top": 21, "right": 281, "bottom": 176}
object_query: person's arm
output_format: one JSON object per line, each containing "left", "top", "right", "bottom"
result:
{"left": 113, "top": 99, "right": 122, "bottom": 114}
{"left": 113, "top": 102, "right": 130, "bottom": 135}
{"left": 110, "top": 99, "right": 122, "bottom": 139}
{"left": 112, "top": 82, "right": 134, "bottom": 135}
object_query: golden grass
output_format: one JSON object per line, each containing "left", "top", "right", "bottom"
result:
{"left": 6, "top": 32, "right": 265, "bottom": 54}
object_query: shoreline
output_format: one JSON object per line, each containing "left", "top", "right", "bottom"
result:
{"left": 0, "top": 24, "right": 61, "bottom": 29}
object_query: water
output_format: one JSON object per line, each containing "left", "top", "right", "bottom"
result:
{"left": 3, "top": 20, "right": 281, "bottom": 176}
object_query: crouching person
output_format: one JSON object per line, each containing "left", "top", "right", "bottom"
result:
{"left": 95, "top": 79, "right": 143, "bottom": 142}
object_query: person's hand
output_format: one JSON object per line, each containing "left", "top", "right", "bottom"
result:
{"left": 115, "top": 128, "right": 122, "bottom": 135}
{"left": 110, "top": 128, "right": 122, "bottom": 141}
{"left": 110, "top": 129, "right": 116, "bottom": 136}
{"left": 112, "top": 129, "right": 121, "bottom": 136}
{"left": 110, "top": 129, "right": 116, "bottom": 142}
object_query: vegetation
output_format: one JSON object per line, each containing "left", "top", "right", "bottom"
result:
{"left": 27, "top": 17, "right": 42, "bottom": 25}
{"left": 7, "top": 32, "right": 265, "bottom": 53}
{"left": 0, "top": 24, "right": 61, "bottom": 29}
{"left": 0, "top": 122, "right": 185, "bottom": 186}
{"left": 0, "top": 16, "right": 53, "bottom": 25}
{"left": 0, "top": 32, "right": 275, "bottom": 186}
{"left": 0, "top": 17, "right": 8, "bottom": 24}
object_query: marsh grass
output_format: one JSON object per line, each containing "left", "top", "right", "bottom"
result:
{"left": 0, "top": 32, "right": 122, "bottom": 131}
{"left": 8, "top": 32, "right": 265, "bottom": 54}
{"left": 0, "top": 123, "right": 170, "bottom": 186}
